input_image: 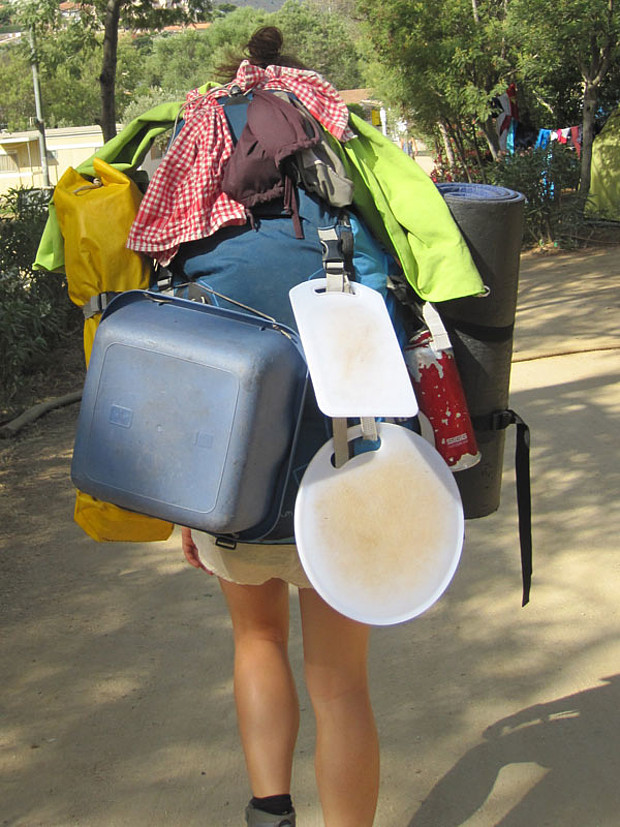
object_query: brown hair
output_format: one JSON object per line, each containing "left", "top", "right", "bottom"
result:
{"left": 214, "top": 26, "right": 307, "bottom": 82}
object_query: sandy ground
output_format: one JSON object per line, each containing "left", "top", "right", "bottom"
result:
{"left": 1, "top": 246, "right": 619, "bottom": 826}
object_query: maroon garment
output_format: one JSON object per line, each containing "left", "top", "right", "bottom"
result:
{"left": 221, "top": 90, "right": 320, "bottom": 236}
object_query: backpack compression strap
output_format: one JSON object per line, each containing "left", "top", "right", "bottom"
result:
{"left": 82, "top": 292, "right": 122, "bottom": 319}
{"left": 473, "top": 408, "right": 532, "bottom": 606}
{"left": 318, "top": 216, "right": 378, "bottom": 468}
{"left": 318, "top": 216, "right": 354, "bottom": 293}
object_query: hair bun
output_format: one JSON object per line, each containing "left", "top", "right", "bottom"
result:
{"left": 247, "top": 26, "right": 284, "bottom": 66}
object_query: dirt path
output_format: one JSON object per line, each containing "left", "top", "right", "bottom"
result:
{"left": 1, "top": 246, "right": 619, "bottom": 826}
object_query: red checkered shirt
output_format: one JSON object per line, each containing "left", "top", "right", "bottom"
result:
{"left": 126, "top": 61, "right": 355, "bottom": 265}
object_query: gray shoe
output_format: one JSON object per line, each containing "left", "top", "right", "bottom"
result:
{"left": 244, "top": 803, "right": 296, "bottom": 826}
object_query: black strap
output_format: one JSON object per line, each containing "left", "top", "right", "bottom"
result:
{"left": 473, "top": 409, "right": 532, "bottom": 606}
{"left": 337, "top": 212, "right": 355, "bottom": 278}
{"left": 318, "top": 214, "right": 355, "bottom": 283}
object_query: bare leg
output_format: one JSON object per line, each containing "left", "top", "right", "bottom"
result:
{"left": 299, "top": 588, "right": 379, "bottom": 827}
{"left": 219, "top": 578, "right": 299, "bottom": 798}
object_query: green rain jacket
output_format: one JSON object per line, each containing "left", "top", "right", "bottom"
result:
{"left": 34, "top": 96, "right": 484, "bottom": 303}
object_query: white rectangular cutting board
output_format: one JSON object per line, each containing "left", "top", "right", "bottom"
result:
{"left": 289, "top": 279, "right": 418, "bottom": 418}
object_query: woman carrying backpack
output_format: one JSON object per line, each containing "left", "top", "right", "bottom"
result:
{"left": 179, "top": 27, "right": 380, "bottom": 827}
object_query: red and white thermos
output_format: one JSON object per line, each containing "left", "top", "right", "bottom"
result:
{"left": 403, "top": 304, "right": 480, "bottom": 472}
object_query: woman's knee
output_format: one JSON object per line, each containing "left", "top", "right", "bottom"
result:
{"left": 304, "top": 667, "right": 370, "bottom": 710}
{"left": 220, "top": 578, "right": 291, "bottom": 648}
{"left": 299, "top": 589, "right": 371, "bottom": 705}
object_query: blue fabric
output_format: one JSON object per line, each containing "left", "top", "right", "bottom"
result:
{"left": 506, "top": 120, "right": 516, "bottom": 154}
{"left": 169, "top": 190, "right": 402, "bottom": 332}
{"left": 436, "top": 183, "right": 524, "bottom": 203}
{"left": 170, "top": 192, "right": 329, "bottom": 331}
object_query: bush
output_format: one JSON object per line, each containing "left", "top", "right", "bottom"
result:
{"left": 0, "top": 187, "right": 79, "bottom": 406}
{"left": 431, "top": 150, "right": 487, "bottom": 185}
{"left": 488, "top": 144, "right": 581, "bottom": 245}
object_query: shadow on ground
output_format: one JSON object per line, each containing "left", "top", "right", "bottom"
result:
{"left": 408, "top": 676, "right": 620, "bottom": 826}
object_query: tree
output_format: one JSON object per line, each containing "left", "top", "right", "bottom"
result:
{"left": 6, "top": 0, "right": 365, "bottom": 137}
{"left": 0, "top": 46, "right": 35, "bottom": 130}
{"left": 1, "top": 8, "right": 138, "bottom": 130}
{"left": 138, "top": 6, "right": 266, "bottom": 95}
{"left": 96, "top": 0, "right": 213, "bottom": 141}
{"left": 357, "top": 0, "right": 620, "bottom": 196}
{"left": 15, "top": 0, "right": 213, "bottom": 142}
{"left": 275, "top": 0, "right": 363, "bottom": 90}
{"left": 137, "top": 1, "right": 363, "bottom": 100}
{"left": 356, "top": 0, "right": 514, "bottom": 167}
{"left": 507, "top": 0, "right": 619, "bottom": 199}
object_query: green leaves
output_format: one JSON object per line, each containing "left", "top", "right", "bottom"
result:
{"left": 358, "top": 0, "right": 511, "bottom": 131}
{"left": 0, "top": 188, "right": 76, "bottom": 405}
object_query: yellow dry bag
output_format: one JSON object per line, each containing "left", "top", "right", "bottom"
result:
{"left": 54, "top": 158, "right": 174, "bottom": 542}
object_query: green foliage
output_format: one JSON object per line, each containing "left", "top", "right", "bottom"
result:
{"left": 140, "top": 11, "right": 263, "bottom": 93}
{"left": 0, "top": 188, "right": 78, "bottom": 404}
{"left": 130, "top": 1, "right": 362, "bottom": 102}
{"left": 507, "top": 0, "right": 620, "bottom": 125}
{"left": 121, "top": 87, "right": 185, "bottom": 126}
{"left": 356, "top": 0, "right": 620, "bottom": 199}
{"left": 41, "top": 45, "right": 102, "bottom": 128}
{"left": 11, "top": 0, "right": 214, "bottom": 141}
{"left": 488, "top": 145, "right": 582, "bottom": 245}
{"left": 0, "top": 1, "right": 364, "bottom": 132}
{"left": 357, "top": 0, "right": 510, "bottom": 136}
{"left": 0, "top": 26, "right": 102, "bottom": 130}
{"left": 0, "top": 46, "right": 33, "bottom": 130}
{"left": 274, "top": 0, "right": 363, "bottom": 89}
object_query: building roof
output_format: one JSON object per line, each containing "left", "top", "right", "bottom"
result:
{"left": 338, "top": 88, "right": 378, "bottom": 105}
{"left": 163, "top": 21, "right": 211, "bottom": 32}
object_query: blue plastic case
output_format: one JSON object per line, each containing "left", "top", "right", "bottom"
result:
{"left": 71, "top": 291, "right": 308, "bottom": 537}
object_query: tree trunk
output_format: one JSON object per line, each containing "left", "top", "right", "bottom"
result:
{"left": 446, "top": 120, "right": 469, "bottom": 178}
{"left": 471, "top": 124, "right": 487, "bottom": 183}
{"left": 480, "top": 117, "right": 499, "bottom": 161}
{"left": 439, "top": 120, "right": 455, "bottom": 167}
{"left": 100, "top": 0, "right": 122, "bottom": 143}
{"left": 579, "top": 80, "right": 598, "bottom": 201}
{"left": 578, "top": 4, "right": 614, "bottom": 201}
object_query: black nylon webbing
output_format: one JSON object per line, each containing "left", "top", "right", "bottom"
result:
{"left": 441, "top": 316, "right": 515, "bottom": 343}
{"left": 473, "top": 409, "right": 532, "bottom": 606}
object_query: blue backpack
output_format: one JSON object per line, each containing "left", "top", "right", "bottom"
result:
{"left": 154, "top": 94, "right": 412, "bottom": 544}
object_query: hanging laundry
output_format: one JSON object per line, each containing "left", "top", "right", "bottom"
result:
{"left": 506, "top": 120, "right": 517, "bottom": 154}
{"left": 491, "top": 84, "right": 584, "bottom": 161}
{"left": 570, "top": 125, "right": 582, "bottom": 157}
{"left": 506, "top": 83, "right": 519, "bottom": 120}
{"left": 495, "top": 89, "right": 514, "bottom": 151}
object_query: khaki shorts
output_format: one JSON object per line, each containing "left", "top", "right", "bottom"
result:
{"left": 192, "top": 532, "right": 313, "bottom": 589}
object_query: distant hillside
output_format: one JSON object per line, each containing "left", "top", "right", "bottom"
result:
{"left": 218, "top": 1, "right": 288, "bottom": 11}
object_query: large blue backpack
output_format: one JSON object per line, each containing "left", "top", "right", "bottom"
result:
{"left": 157, "top": 93, "right": 412, "bottom": 545}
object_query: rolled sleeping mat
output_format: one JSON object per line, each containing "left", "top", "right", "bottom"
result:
{"left": 434, "top": 183, "right": 525, "bottom": 518}
{"left": 444, "top": 324, "right": 514, "bottom": 517}
{"left": 435, "top": 184, "right": 526, "bottom": 326}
